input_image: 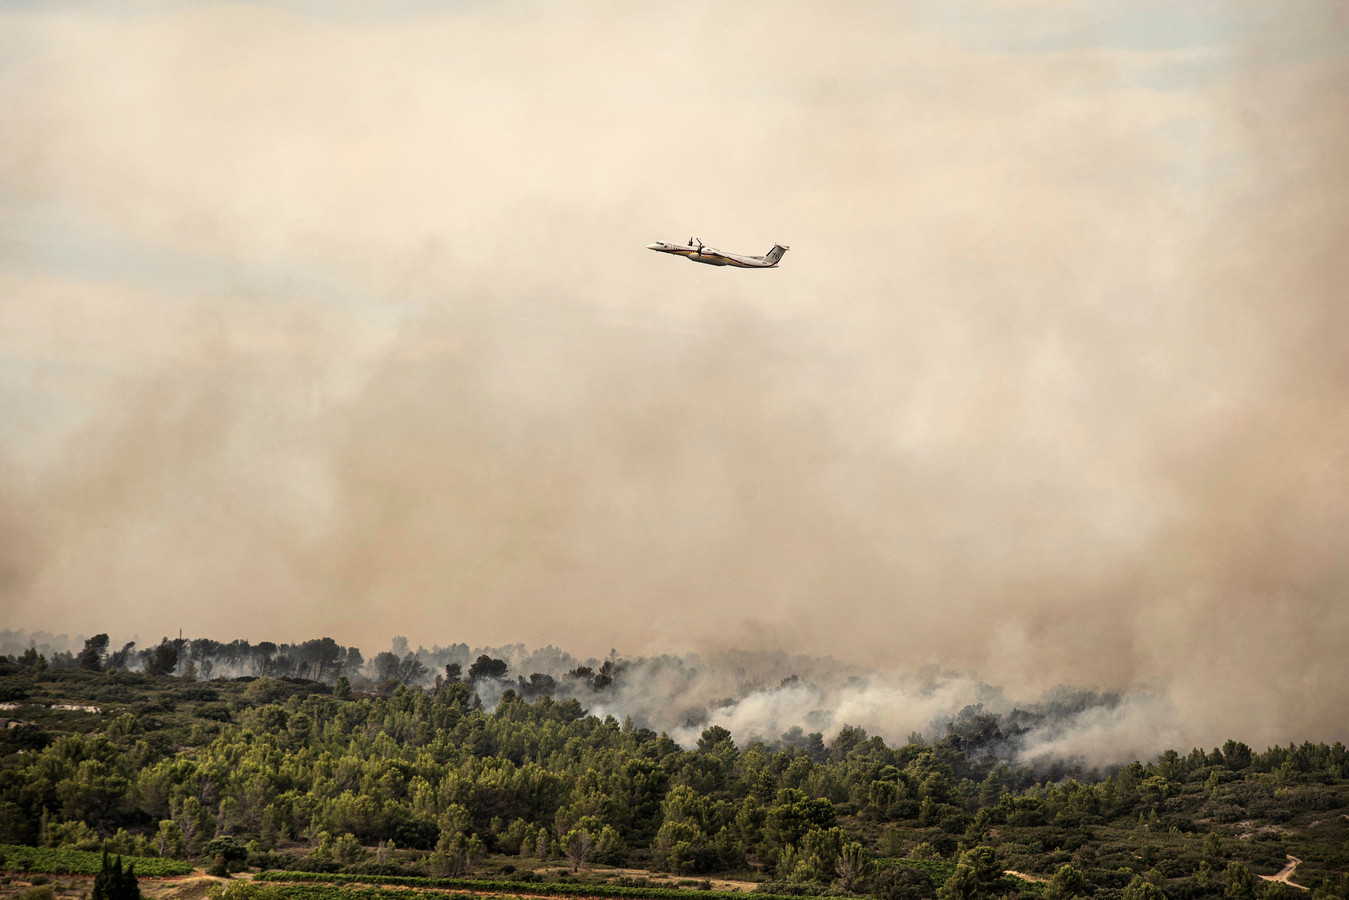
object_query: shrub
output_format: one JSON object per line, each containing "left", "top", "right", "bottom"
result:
{"left": 203, "top": 838, "right": 249, "bottom": 864}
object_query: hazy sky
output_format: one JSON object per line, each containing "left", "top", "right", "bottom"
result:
{"left": 2, "top": 1, "right": 1347, "bottom": 749}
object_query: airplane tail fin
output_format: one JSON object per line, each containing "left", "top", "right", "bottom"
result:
{"left": 764, "top": 244, "right": 790, "bottom": 265}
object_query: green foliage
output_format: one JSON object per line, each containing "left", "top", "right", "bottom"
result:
{"left": 788, "top": 827, "right": 845, "bottom": 884}
{"left": 1043, "top": 864, "right": 1087, "bottom": 900}
{"left": 78, "top": 636, "right": 110, "bottom": 672}
{"left": 204, "top": 836, "right": 249, "bottom": 864}
{"left": 373, "top": 654, "right": 429, "bottom": 687}
{"left": 2, "top": 642, "right": 1348, "bottom": 896}
{"left": 835, "top": 841, "right": 874, "bottom": 893}
{"left": 909, "top": 843, "right": 938, "bottom": 861}
{"left": 206, "top": 885, "right": 293, "bottom": 900}
{"left": 467, "top": 657, "right": 509, "bottom": 685}
{"left": 1225, "top": 862, "right": 1258, "bottom": 900}
{"left": 561, "top": 828, "right": 595, "bottom": 872}
{"left": 1121, "top": 875, "right": 1167, "bottom": 900}
{"left": 766, "top": 790, "right": 836, "bottom": 850}
{"left": 427, "top": 832, "right": 484, "bottom": 877}
{"left": 0, "top": 845, "right": 192, "bottom": 876}
{"left": 936, "top": 846, "right": 1003, "bottom": 900}
{"left": 142, "top": 641, "right": 179, "bottom": 678}
{"left": 1311, "top": 874, "right": 1349, "bottom": 900}
{"left": 1262, "top": 882, "right": 1297, "bottom": 900}
{"left": 886, "top": 860, "right": 956, "bottom": 884}
{"left": 873, "top": 864, "right": 938, "bottom": 900}
{"left": 92, "top": 851, "right": 141, "bottom": 900}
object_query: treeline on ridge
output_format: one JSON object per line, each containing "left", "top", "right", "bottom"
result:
{"left": 3, "top": 632, "right": 613, "bottom": 698}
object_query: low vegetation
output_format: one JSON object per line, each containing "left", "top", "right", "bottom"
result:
{"left": 0, "top": 846, "right": 191, "bottom": 878}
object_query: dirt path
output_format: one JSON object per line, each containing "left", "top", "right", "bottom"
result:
{"left": 534, "top": 866, "right": 757, "bottom": 892}
{"left": 1258, "top": 856, "right": 1307, "bottom": 891}
{"left": 140, "top": 874, "right": 230, "bottom": 900}
{"left": 1003, "top": 870, "right": 1048, "bottom": 884}
{"left": 248, "top": 872, "right": 760, "bottom": 900}
{"left": 254, "top": 883, "right": 741, "bottom": 900}
{"left": 0, "top": 874, "right": 223, "bottom": 900}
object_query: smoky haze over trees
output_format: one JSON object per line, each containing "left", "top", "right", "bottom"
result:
{"left": 0, "top": 628, "right": 1317, "bottom": 772}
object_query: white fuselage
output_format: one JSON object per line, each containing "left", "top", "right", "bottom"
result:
{"left": 646, "top": 239, "right": 788, "bottom": 268}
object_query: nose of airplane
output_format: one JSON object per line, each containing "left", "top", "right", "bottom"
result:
{"left": 646, "top": 242, "right": 662, "bottom": 250}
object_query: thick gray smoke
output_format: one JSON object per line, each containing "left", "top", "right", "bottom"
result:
{"left": 0, "top": 627, "right": 1182, "bottom": 768}
{"left": 492, "top": 648, "right": 1186, "bottom": 768}
{"left": 1, "top": 3, "right": 1347, "bottom": 757}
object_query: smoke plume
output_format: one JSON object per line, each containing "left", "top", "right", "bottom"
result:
{"left": 0, "top": 2, "right": 1346, "bottom": 757}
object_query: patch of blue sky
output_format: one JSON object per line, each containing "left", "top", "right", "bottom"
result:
{"left": 0, "top": 0, "right": 177, "bottom": 27}
{"left": 0, "top": 0, "right": 484, "bottom": 17}
{"left": 906, "top": 3, "right": 1249, "bottom": 95}
{"left": 216, "top": 0, "right": 508, "bottom": 24}
{"left": 998, "top": 1, "right": 1347, "bottom": 64}
{"left": 1127, "top": 53, "right": 1235, "bottom": 92}
{"left": 1011, "top": 4, "right": 1252, "bottom": 54}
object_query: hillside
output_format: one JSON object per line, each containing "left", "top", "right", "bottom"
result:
{"left": 1, "top": 659, "right": 1346, "bottom": 900}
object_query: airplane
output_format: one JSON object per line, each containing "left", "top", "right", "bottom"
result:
{"left": 646, "top": 237, "right": 789, "bottom": 268}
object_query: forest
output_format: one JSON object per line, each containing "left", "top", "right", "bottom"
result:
{"left": 0, "top": 633, "right": 1346, "bottom": 900}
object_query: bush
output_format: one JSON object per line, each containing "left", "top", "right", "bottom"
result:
{"left": 247, "top": 851, "right": 300, "bottom": 871}
{"left": 344, "top": 863, "right": 410, "bottom": 877}
{"left": 287, "top": 859, "right": 340, "bottom": 874}
{"left": 753, "top": 882, "right": 816, "bottom": 895}
{"left": 203, "top": 838, "right": 248, "bottom": 864}
{"left": 0, "top": 725, "right": 50, "bottom": 752}
{"left": 197, "top": 705, "right": 232, "bottom": 722}
{"left": 391, "top": 820, "right": 438, "bottom": 851}
{"left": 873, "top": 865, "right": 938, "bottom": 900}
{"left": 204, "top": 884, "right": 285, "bottom": 900}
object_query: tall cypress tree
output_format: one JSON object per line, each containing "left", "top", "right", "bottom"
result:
{"left": 93, "top": 851, "right": 139, "bottom": 900}
{"left": 121, "top": 861, "right": 141, "bottom": 900}
{"left": 92, "top": 850, "right": 110, "bottom": 900}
